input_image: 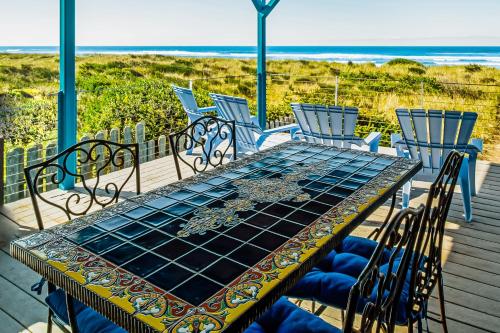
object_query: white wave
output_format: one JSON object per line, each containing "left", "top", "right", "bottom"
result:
{"left": 2, "top": 47, "right": 499, "bottom": 67}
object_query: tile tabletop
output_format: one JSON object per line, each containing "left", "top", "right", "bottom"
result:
{"left": 11, "top": 141, "right": 421, "bottom": 333}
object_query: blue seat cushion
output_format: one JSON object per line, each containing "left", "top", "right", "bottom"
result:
{"left": 245, "top": 297, "right": 340, "bottom": 333}
{"left": 46, "top": 289, "right": 127, "bottom": 333}
{"left": 288, "top": 235, "right": 417, "bottom": 325}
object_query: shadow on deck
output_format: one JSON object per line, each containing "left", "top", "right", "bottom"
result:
{"left": 0, "top": 136, "right": 499, "bottom": 333}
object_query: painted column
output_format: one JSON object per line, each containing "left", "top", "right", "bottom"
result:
{"left": 257, "top": 10, "right": 267, "bottom": 129}
{"left": 253, "top": 0, "right": 280, "bottom": 130}
{"left": 58, "top": 0, "right": 77, "bottom": 189}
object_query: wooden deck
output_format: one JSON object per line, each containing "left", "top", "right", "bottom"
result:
{"left": 1, "top": 135, "right": 499, "bottom": 333}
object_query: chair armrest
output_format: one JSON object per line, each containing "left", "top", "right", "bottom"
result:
{"left": 391, "top": 133, "right": 404, "bottom": 148}
{"left": 250, "top": 116, "right": 259, "bottom": 127}
{"left": 198, "top": 106, "right": 217, "bottom": 114}
{"left": 470, "top": 138, "right": 483, "bottom": 153}
{"left": 363, "top": 132, "right": 382, "bottom": 153}
{"left": 262, "top": 124, "right": 300, "bottom": 136}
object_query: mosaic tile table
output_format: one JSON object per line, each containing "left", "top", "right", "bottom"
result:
{"left": 11, "top": 142, "right": 421, "bottom": 333}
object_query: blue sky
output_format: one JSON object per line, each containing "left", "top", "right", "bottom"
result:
{"left": 1, "top": 0, "right": 499, "bottom": 46}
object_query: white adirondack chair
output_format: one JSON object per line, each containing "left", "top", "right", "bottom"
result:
{"left": 290, "top": 103, "right": 382, "bottom": 153}
{"left": 209, "top": 93, "right": 300, "bottom": 155}
{"left": 172, "top": 85, "right": 218, "bottom": 155}
{"left": 391, "top": 109, "right": 483, "bottom": 222}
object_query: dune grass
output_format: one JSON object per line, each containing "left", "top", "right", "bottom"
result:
{"left": 1, "top": 53, "right": 499, "bottom": 160}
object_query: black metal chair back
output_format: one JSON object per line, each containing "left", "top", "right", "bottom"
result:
{"left": 344, "top": 206, "right": 425, "bottom": 333}
{"left": 406, "top": 150, "right": 464, "bottom": 328}
{"left": 169, "top": 115, "right": 236, "bottom": 180}
{"left": 24, "top": 139, "right": 140, "bottom": 230}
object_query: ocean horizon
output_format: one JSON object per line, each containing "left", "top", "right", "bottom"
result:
{"left": 2, "top": 46, "right": 500, "bottom": 68}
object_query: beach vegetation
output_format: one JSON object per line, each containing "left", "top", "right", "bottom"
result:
{"left": 0, "top": 53, "right": 499, "bottom": 160}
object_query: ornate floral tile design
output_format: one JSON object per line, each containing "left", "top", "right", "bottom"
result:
{"left": 11, "top": 141, "right": 420, "bottom": 332}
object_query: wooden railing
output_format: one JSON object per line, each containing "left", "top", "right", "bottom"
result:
{"left": 0, "top": 116, "right": 294, "bottom": 205}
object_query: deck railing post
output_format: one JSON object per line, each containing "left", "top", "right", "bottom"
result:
{"left": 335, "top": 75, "right": 339, "bottom": 106}
{"left": 420, "top": 80, "right": 425, "bottom": 108}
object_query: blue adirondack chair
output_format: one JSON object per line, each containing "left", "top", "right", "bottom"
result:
{"left": 392, "top": 109, "right": 483, "bottom": 222}
{"left": 209, "top": 93, "right": 300, "bottom": 155}
{"left": 290, "top": 103, "right": 382, "bottom": 153}
{"left": 172, "top": 85, "right": 219, "bottom": 155}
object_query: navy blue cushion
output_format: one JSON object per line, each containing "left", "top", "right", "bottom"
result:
{"left": 245, "top": 297, "right": 340, "bottom": 333}
{"left": 46, "top": 289, "right": 126, "bottom": 333}
{"left": 288, "top": 236, "right": 415, "bottom": 325}
{"left": 77, "top": 308, "right": 127, "bottom": 333}
{"left": 46, "top": 289, "right": 87, "bottom": 324}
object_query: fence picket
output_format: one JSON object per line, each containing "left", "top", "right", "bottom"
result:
{"left": 79, "top": 136, "right": 91, "bottom": 180}
{"left": 158, "top": 135, "right": 167, "bottom": 158}
{"left": 45, "top": 143, "right": 58, "bottom": 191}
{"left": 123, "top": 126, "right": 133, "bottom": 167}
{"left": 95, "top": 131, "right": 107, "bottom": 175}
{"left": 135, "top": 122, "right": 146, "bottom": 163}
{"left": 109, "top": 128, "right": 120, "bottom": 172}
{"left": 26, "top": 144, "right": 42, "bottom": 192}
{"left": 147, "top": 140, "right": 155, "bottom": 161}
{"left": 5, "top": 147, "right": 25, "bottom": 202}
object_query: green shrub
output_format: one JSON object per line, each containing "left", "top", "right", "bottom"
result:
{"left": 386, "top": 58, "right": 424, "bottom": 67}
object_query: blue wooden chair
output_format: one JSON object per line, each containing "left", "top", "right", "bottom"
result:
{"left": 248, "top": 205, "right": 424, "bottom": 333}
{"left": 290, "top": 103, "right": 382, "bottom": 153}
{"left": 391, "top": 109, "right": 482, "bottom": 222}
{"left": 209, "top": 93, "right": 300, "bottom": 155}
{"left": 172, "top": 85, "right": 219, "bottom": 155}
{"left": 287, "top": 151, "right": 465, "bottom": 333}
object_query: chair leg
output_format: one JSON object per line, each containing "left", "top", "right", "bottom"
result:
{"left": 459, "top": 158, "right": 472, "bottom": 222}
{"left": 437, "top": 273, "right": 449, "bottom": 333}
{"left": 407, "top": 320, "right": 413, "bottom": 333}
{"left": 47, "top": 309, "right": 53, "bottom": 333}
{"left": 402, "top": 180, "right": 412, "bottom": 209}
{"left": 468, "top": 154, "right": 477, "bottom": 196}
{"left": 65, "top": 293, "right": 79, "bottom": 333}
{"left": 417, "top": 318, "right": 423, "bottom": 333}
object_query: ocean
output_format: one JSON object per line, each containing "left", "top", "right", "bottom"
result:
{"left": 1, "top": 46, "right": 500, "bottom": 68}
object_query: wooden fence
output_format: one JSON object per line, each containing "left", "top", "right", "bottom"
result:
{"left": 0, "top": 117, "right": 294, "bottom": 204}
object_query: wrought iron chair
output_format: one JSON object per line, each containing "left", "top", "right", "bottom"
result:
{"left": 24, "top": 139, "right": 140, "bottom": 333}
{"left": 169, "top": 115, "right": 236, "bottom": 180}
{"left": 172, "top": 85, "right": 219, "bottom": 155}
{"left": 287, "top": 151, "right": 464, "bottom": 333}
{"left": 290, "top": 103, "right": 382, "bottom": 153}
{"left": 391, "top": 109, "right": 482, "bottom": 222}
{"left": 209, "top": 93, "right": 300, "bottom": 155}
{"left": 247, "top": 206, "right": 425, "bottom": 333}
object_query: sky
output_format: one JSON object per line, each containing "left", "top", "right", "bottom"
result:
{"left": 1, "top": 0, "right": 499, "bottom": 46}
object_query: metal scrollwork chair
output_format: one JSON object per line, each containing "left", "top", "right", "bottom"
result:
{"left": 172, "top": 85, "right": 219, "bottom": 155}
{"left": 287, "top": 151, "right": 464, "bottom": 333}
{"left": 24, "top": 139, "right": 140, "bottom": 333}
{"left": 169, "top": 115, "right": 236, "bottom": 180}
{"left": 246, "top": 206, "right": 425, "bottom": 333}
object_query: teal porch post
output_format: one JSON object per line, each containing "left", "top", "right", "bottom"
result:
{"left": 58, "top": 0, "right": 77, "bottom": 189}
{"left": 252, "top": 0, "right": 280, "bottom": 129}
